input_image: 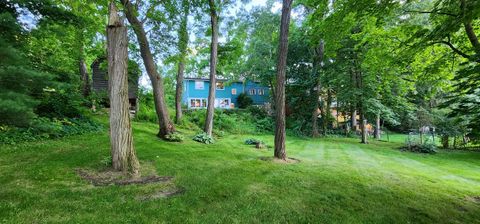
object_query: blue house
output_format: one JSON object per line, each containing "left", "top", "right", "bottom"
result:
{"left": 182, "top": 78, "right": 270, "bottom": 109}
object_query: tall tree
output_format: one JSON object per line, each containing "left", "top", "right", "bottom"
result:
{"left": 311, "top": 40, "right": 324, "bottom": 137}
{"left": 204, "top": 0, "right": 219, "bottom": 137}
{"left": 107, "top": 2, "right": 139, "bottom": 175}
{"left": 175, "top": 0, "right": 190, "bottom": 124}
{"left": 121, "top": 0, "right": 175, "bottom": 138}
{"left": 274, "top": 0, "right": 293, "bottom": 160}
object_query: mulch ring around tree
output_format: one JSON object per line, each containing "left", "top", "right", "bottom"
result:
{"left": 75, "top": 168, "right": 172, "bottom": 186}
{"left": 259, "top": 156, "right": 301, "bottom": 164}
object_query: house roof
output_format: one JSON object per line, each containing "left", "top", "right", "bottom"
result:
{"left": 184, "top": 77, "right": 261, "bottom": 84}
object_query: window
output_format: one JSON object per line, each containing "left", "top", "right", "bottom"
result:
{"left": 231, "top": 88, "right": 237, "bottom": 95}
{"left": 195, "top": 81, "right": 204, "bottom": 90}
{"left": 216, "top": 81, "right": 225, "bottom": 90}
{"left": 248, "top": 89, "right": 256, "bottom": 95}
{"left": 215, "top": 98, "right": 230, "bottom": 109}
{"left": 257, "top": 89, "right": 265, "bottom": 95}
{"left": 190, "top": 98, "right": 207, "bottom": 108}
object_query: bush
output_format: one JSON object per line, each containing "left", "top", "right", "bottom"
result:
{"left": 36, "top": 91, "right": 83, "bottom": 119}
{"left": 245, "top": 138, "right": 264, "bottom": 145}
{"left": 192, "top": 133, "right": 214, "bottom": 144}
{"left": 237, "top": 93, "right": 253, "bottom": 109}
{"left": 402, "top": 142, "right": 437, "bottom": 153}
{"left": 165, "top": 132, "right": 184, "bottom": 142}
{"left": 0, "top": 117, "right": 102, "bottom": 145}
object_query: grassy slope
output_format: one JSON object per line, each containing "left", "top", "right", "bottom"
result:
{"left": 0, "top": 119, "right": 479, "bottom": 223}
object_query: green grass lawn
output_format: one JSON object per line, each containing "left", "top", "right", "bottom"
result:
{"left": 1, "top": 119, "right": 480, "bottom": 223}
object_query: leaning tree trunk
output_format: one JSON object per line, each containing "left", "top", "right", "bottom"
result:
{"left": 121, "top": 0, "right": 174, "bottom": 138}
{"left": 175, "top": 0, "right": 190, "bottom": 124}
{"left": 107, "top": 2, "right": 140, "bottom": 175}
{"left": 204, "top": 0, "right": 218, "bottom": 137}
{"left": 274, "top": 0, "right": 293, "bottom": 160}
{"left": 311, "top": 40, "right": 324, "bottom": 137}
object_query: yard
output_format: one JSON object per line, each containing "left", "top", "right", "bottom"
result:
{"left": 1, "top": 120, "right": 479, "bottom": 223}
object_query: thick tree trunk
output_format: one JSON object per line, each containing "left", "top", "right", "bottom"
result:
{"left": 107, "top": 2, "right": 139, "bottom": 175}
{"left": 374, "top": 113, "right": 381, "bottom": 140}
{"left": 121, "top": 0, "right": 174, "bottom": 138}
{"left": 274, "top": 0, "right": 293, "bottom": 160}
{"left": 311, "top": 40, "right": 324, "bottom": 137}
{"left": 204, "top": 0, "right": 218, "bottom": 137}
{"left": 175, "top": 0, "right": 190, "bottom": 124}
{"left": 79, "top": 57, "right": 90, "bottom": 97}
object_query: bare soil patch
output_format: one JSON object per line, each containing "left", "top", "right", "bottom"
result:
{"left": 75, "top": 168, "right": 172, "bottom": 186}
{"left": 259, "top": 156, "right": 301, "bottom": 164}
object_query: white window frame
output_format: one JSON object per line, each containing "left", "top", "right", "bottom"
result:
{"left": 216, "top": 81, "right": 225, "bottom": 90}
{"left": 215, "top": 98, "right": 231, "bottom": 109}
{"left": 248, "top": 89, "right": 256, "bottom": 95}
{"left": 231, "top": 88, "right": 237, "bottom": 95}
{"left": 189, "top": 98, "right": 207, "bottom": 109}
{"left": 257, "top": 88, "right": 265, "bottom": 95}
{"left": 195, "top": 81, "right": 204, "bottom": 90}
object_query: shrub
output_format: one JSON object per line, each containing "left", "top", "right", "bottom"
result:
{"left": 245, "top": 138, "right": 264, "bottom": 145}
{"left": 36, "top": 91, "right": 83, "bottom": 119}
{"left": 0, "top": 117, "right": 102, "bottom": 145}
{"left": 402, "top": 142, "right": 437, "bottom": 153}
{"left": 192, "top": 133, "right": 214, "bottom": 144}
{"left": 237, "top": 93, "right": 253, "bottom": 109}
{"left": 165, "top": 132, "right": 184, "bottom": 142}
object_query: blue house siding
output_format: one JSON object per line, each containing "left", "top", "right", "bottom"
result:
{"left": 182, "top": 78, "right": 269, "bottom": 109}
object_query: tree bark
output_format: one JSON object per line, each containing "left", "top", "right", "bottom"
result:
{"left": 175, "top": 0, "right": 190, "bottom": 124}
{"left": 204, "top": 0, "right": 218, "bottom": 137}
{"left": 274, "top": 0, "right": 293, "bottom": 160}
{"left": 121, "top": 0, "right": 174, "bottom": 138}
{"left": 374, "top": 113, "right": 381, "bottom": 140}
{"left": 460, "top": 0, "right": 480, "bottom": 55}
{"left": 79, "top": 56, "right": 90, "bottom": 98}
{"left": 351, "top": 109, "right": 357, "bottom": 131}
{"left": 311, "top": 40, "right": 324, "bottom": 137}
{"left": 360, "top": 116, "right": 368, "bottom": 144}
{"left": 107, "top": 2, "right": 140, "bottom": 175}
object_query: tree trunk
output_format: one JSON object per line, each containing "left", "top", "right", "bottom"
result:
{"left": 442, "top": 135, "right": 449, "bottom": 149}
{"left": 311, "top": 40, "right": 324, "bottom": 137}
{"left": 107, "top": 2, "right": 139, "bottom": 175}
{"left": 374, "top": 113, "right": 381, "bottom": 140}
{"left": 360, "top": 114, "right": 368, "bottom": 144}
{"left": 274, "top": 0, "right": 293, "bottom": 160}
{"left": 312, "top": 108, "right": 320, "bottom": 137}
{"left": 204, "top": 0, "right": 218, "bottom": 137}
{"left": 79, "top": 56, "right": 90, "bottom": 98}
{"left": 351, "top": 109, "right": 357, "bottom": 131}
{"left": 460, "top": 0, "right": 480, "bottom": 54}
{"left": 175, "top": 0, "right": 190, "bottom": 124}
{"left": 325, "top": 88, "right": 333, "bottom": 130}
{"left": 121, "top": 0, "right": 174, "bottom": 138}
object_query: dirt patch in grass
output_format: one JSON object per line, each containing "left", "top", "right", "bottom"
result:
{"left": 465, "top": 196, "right": 480, "bottom": 204}
{"left": 137, "top": 187, "right": 185, "bottom": 201}
{"left": 259, "top": 156, "right": 301, "bottom": 164}
{"left": 75, "top": 168, "right": 172, "bottom": 186}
